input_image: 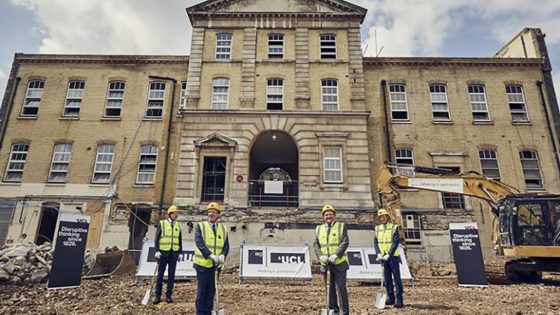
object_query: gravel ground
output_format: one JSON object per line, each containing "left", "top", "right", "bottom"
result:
{"left": 1, "top": 263, "right": 559, "bottom": 315}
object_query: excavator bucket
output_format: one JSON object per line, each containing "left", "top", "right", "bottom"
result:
{"left": 83, "top": 250, "right": 137, "bottom": 279}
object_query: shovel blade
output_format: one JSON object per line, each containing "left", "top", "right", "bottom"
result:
{"left": 211, "top": 310, "right": 225, "bottom": 315}
{"left": 141, "top": 289, "right": 151, "bottom": 306}
{"left": 375, "top": 292, "right": 386, "bottom": 309}
{"left": 320, "top": 309, "right": 336, "bottom": 315}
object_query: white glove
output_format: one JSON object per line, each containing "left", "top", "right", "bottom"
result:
{"left": 210, "top": 254, "right": 220, "bottom": 264}
{"left": 382, "top": 254, "right": 390, "bottom": 261}
{"left": 376, "top": 253, "right": 383, "bottom": 261}
{"left": 154, "top": 251, "right": 162, "bottom": 259}
{"left": 319, "top": 255, "right": 329, "bottom": 265}
{"left": 178, "top": 253, "right": 184, "bottom": 261}
{"left": 328, "top": 254, "right": 338, "bottom": 264}
{"left": 218, "top": 255, "right": 225, "bottom": 265}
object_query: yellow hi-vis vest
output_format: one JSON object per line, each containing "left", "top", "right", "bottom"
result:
{"left": 375, "top": 222, "right": 399, "bottom": 256}
{"left": 193, "top": 221, "right": 227, "bottom": 268}
{"left": 159, "top": 219, "right": 181, "bottom": 251}
{"left": 316, "top": 222, "right": 348, "bottom": 266}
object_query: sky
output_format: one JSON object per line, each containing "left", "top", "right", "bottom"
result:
{"left": 1, "top": 0, "right": 560, "bottom": 102}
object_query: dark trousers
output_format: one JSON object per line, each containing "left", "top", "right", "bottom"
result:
{"left": 325, "top": 265, "right": 349, "bottom": 315}
{"left": 383, "top": 256, "right": 403, "bottom": 304}
{"left": 155, "top": 251, "right": 178, "bottom": 299}
{"left": 195, "top": 266, "right": 216, "bottom": 315}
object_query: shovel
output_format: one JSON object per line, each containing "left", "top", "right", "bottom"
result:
{"left": 141, "top": 261, "right": 159, "bottom": 305}
{"left": 320, "top": 264, "right": 336, "bottom": 315}
{"left": 375, "top": 260, "right": 387, "bottom": 309}
{"left": 212, "top": 267, "right": 225, "bottom": 315}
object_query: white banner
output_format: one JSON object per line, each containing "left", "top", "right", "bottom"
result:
{"left": 240, "top": 244, "right": 312, "bottom": 280}
{"left": 136, "top": 239, "right": 196, "bottom": 278}
{"left": 264, "top": 181, "right": 283, "bottom": 194}
{"left": 408, "top": 178, "right": 464, "bottom": 194}
{"left": 346, "top": 245, "right": 413, "bottom": 281}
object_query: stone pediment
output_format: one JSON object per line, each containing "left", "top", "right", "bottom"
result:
{"left": 193, "top": 132, "right": 237, "bottom": 148}
{"left": 188, "top": 0, "right": 366, "bottom": 15}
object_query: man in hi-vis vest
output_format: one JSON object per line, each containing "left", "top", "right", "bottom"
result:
{"left": 153, "top": 205, "right": 183, "bottom": 304}
{"left": 374, "top": 209, "right": 404, "bottom": 308}
{"left": 313, "top": 204, "right": 350, "bottom": 315}
{"left": 193, "top": 202, "right": 229, "bottom": 315}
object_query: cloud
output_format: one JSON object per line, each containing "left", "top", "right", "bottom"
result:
{"left": 355, "top": 0, "right": 560, "bottom": 57}
{"left": 9, "top": 0, "right": 202, "bottom": 55}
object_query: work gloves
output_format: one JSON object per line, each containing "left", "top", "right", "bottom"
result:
{"left": 155, "top": 251, "right": 162, "bottom": 260}
{"left": 210, "top": 254, "right": 220, "bottom": 265}
{"left": 328, "top": 254, "right": 338, "bottom": 264}
{"left": 376, "top": 253, "right": 382, "bottom": 261}
{"left": 382, "top": 254, "right": 390, "bottom": 261}
{"left": 218, "top": 255, "right": 225, "bottom": 265}
{"left": 319, "top": 255, "right": 329, "bottom": 265}
{"left": 178, "top": 253, "right": 184, "bottom": 261}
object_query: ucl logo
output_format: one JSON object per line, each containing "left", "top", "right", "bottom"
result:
{"left": 271, "top": 253, "right": 305, "bottom": 264}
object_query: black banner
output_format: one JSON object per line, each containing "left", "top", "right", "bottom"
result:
{"left": 449, "top": 222, "right": 488, "bottom": 287}
{"left": 347, "top": 251, "right": 363, "bottom": 266}
{"left": 48, "top": 214, "right": 90, "bottom": 289}
{"left": 248, "top": 250, "right": 264, "bottom": 265}
{"left": 270, "top": 252, "right": 305, "bottom": 264}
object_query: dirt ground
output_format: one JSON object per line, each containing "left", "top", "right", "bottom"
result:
{"left": 1, "top": 263, "right": 559, "bottom": 315}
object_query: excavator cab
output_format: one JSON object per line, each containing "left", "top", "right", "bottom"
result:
{"left": 499, "top": 195, "right": 560, "bottom": 248}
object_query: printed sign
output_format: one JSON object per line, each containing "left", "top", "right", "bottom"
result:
{"left": 136, "top": 240, "right": 196, "bottom": 278}
{"left": 48, "top": 213, "right": 90, "bottom": 289}
{"left": 240, "top": 244, "right": 312, "bottom": 280}
{"left": 408, "top": 178, "right": 464, "bottom": 194}
{"left": 449, "top": 222, "right": 488, "bottom": 287}
{"left": 264, "top": 181, "right": 283, "bottom": 194}
{"left": 346, "top": 246, "right": 413, "bottom": 281}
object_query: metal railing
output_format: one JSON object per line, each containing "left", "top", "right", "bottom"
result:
{"left": 248, "top": 180, "right": 298, "bottom": 208}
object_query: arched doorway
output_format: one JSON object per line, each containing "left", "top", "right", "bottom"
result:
{"left": 249, "top": 131, "right": 298, "bottom": 208}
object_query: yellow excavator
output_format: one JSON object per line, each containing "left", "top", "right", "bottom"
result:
{"left": 377, "top": 163, "right": 560, "bottom": 281}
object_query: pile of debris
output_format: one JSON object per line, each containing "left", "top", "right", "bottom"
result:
{"left": 0, "top": 243, "right": 95, "bottom": 285}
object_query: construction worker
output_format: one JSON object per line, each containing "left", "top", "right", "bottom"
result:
{"left": 313, "top": 204, "right": 350, "bottom": 315}
{"left": 194, "top": 202, "right": 230, "bottom": 315}
{"left": 374, "top": 209, "right": 404, "bottom": 308}
{"left": 153, "top": 205, "right": 183, "bottom": 305}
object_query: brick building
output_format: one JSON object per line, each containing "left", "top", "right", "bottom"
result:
{"left": 0, "top": 0, "right": 559, "bottom": 263}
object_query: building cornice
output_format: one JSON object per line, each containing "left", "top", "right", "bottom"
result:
{"left": 181, "top": 109, "right": 370, "bottom": 117}
{"left": 14, "top": 53, "right": 189, "bottom": 65}
{"left": 189, "top": 11, "right": 365, "bottom": 24}
{"left": 363, "top": 57, "right": 544, "bottom": 68}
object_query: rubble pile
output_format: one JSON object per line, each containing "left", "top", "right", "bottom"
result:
{"left": 0, "top": 243, "right": 95, "bottom": 285}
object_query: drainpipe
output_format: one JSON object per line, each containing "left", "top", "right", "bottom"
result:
{"left": 149, "top": 75, "right": 177, "bottom": 215}
{"left": 380, "top": 80, "right": 392, "bottom": 163}
{"left": 0, "top": 57, "right": 22, "bottom": 152}
{"left": 536, "top": 80, "right": 560, "bottom": 173}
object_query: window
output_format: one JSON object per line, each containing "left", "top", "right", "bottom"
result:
{"left": 21, "top": 80, "right": 44, "bottom": 116}
{"left": 267, "top": 79, "right": 283, "bottom": 110}
{"left": 479, "top": 150, "right": 500, "bottom": 180}
{"left": 389, "top": 84, "right": 408, "bottom": 121}
{"left": 520, "top": 150, "right": 543, "bottom": 189}
{"left": 211, "top": 78, "right": 229, "bottom": 109}
{"left": 4, "top": 143, "right": 29, "bottom": 182}
{"left": 63, "top": 81, "right": 85, "bottom": 117}
{"left": 268, "top": 34, "right": 284, "bottom": 59}
{"left": 104, "top": 81, "right": 125, "bottom": 117}
{"left": 506, "top": 85, "right": 529, "bottom": 122}
{"left": 48, "top": 144, "right": 72, "bottom": 182}
{"left": 92, "top": 144, "right": 115, "bottom": 183}
{"left": 146, "top": 82, "right": 165, "bottom": 118}
{"left": 179, "top": 81, "right": 187, "bottom": 110}
{"left": 395, "top": 149, "right": 414, "bottom": 166}
{"left": 321, "top": 79, "right": 338, "bottom": 111}
{"left": 201, "top": 157, "right": 226, "bottom": 202}
{"left": 136, "top": 145, "right": 158, "bottom": 184}
{"left": 323, "top": 146, "right": 343, "bottom": 183}
{"left": 440, "top": 166, "right": 466, "bottom": 210}
{"left": 216, "top": 33, "right": 232, "bottom": 59}
{"left": 320, "top": 34, "right": 337, "bottom": 59}
{"left": 429, "top": 84, "right": 450, "bottom": 121}
{"left": 403, "top": 213, "right": 421, "bottom": 245}
{"left": 468, "top": 85, "right": 490, "bottom": 121}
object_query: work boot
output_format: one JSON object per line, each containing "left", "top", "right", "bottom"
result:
{"left": 153, "top": 296, "right": 161, "bottom": 305}
{"left": 165, "top": 297, "right": 173, "bottom": 304}
{"left": 395, "top": 301, "right": 404, "bottom": 308}
{"left": 385, "top": 298, "right": 395, "bottom": 305}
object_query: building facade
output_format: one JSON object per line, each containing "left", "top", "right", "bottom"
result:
{"left": 0, "top": 0, "right": 559, "bottom": 263}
